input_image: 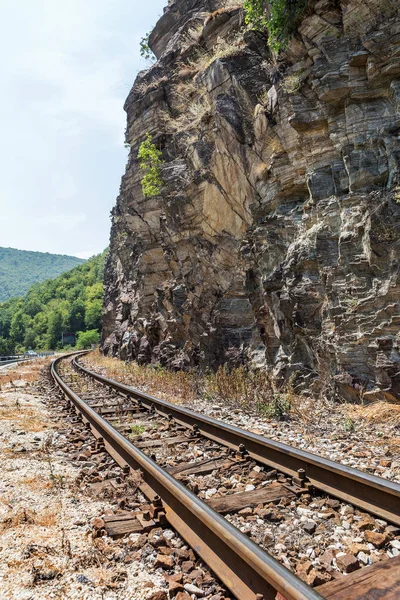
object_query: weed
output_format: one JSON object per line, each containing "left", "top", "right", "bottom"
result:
{"left": 84, "top": 351, "right": 307, "bottom": 420}
{"left": 281, "top": 73, "right": 303, "bottom": 94}
{"left": 50, "top": 474, "right": 66, "bottom": 489}
{"left": 344, "top": 417, "right": 355, "bottom": 432}
{"left": 130, "top": 424, "right": 145, "bottom": 436}
{"left": 171, "top": 95, "right": 213, "bottom": 134}
{"left": 259, "top": 393, "right": 292, "bottom": 418}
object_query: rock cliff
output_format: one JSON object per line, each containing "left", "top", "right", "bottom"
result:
{"left": 102, "top": 0, "right": 400, "bottom": 402}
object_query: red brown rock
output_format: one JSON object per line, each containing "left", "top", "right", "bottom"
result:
{"left": 364, "top": 530, "right": 388, "bottom": 548}
{"left": 154, "top": 554, "right": 174, "bottom": 569}
{"left": 336, "top": 554, "right": 360, "bottom": 573}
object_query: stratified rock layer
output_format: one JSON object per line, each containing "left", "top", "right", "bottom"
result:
{"left": 103, "top": 0, "right": 400, "bottom": 401}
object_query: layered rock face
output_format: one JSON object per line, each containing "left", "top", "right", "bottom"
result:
{"left": 103, "top": 0, "right": 400, "bottom": 401}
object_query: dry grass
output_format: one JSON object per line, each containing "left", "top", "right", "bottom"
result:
{"left": 171, "top": 95, "right": 213, "bottom": 133}
{"left": 281, "top": 73, "right": 304, "bottom": 94}
{"left": 85, "top": 351, "right": 305, "bottom": 419}
{"left": 135, "top": 74, "right": 169, "bottom": 96}
{"left": 87, "top": 350, "right": 197, "bottom": 404}
{"left": 0, "top": 506, "right": 57, "bottom": 533}
{"left": 188, "top": 36, "right": 245, "bottom": 75}
{"left": 0, "top": 404, "right": 46, "bottom": 432}
{"left": 221, "top": 0, "right": 243, "bottom": 8}
{"left": 0, "top": 358, "right": 49, "bottom": 388}
{"left": 346, "top": 401, "right": 400, "bottom": 426}
{"left": 21, "top": 475, "right": 53, "bottom": 491}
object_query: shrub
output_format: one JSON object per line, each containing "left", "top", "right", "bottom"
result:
{"left": 76, "top": 329, "right": 100, "bottom": 349}
{"left": 244, "top": 0, "right": 307, "bottom": 52}
{"left": 140, "top": 31, "right": 156, "bottom": 62}
{"left": 244, "top": 0, "right": 269, "bottom": 31}
{"left": 137, "top": 133, "right": 164, "bottom": 197}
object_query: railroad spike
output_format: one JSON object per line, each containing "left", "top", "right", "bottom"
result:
{"left": 297, "top": 468, "right": 306, "bottom": 480}
{"left": 238, "top": 443, "right": 248, "bottom": 457}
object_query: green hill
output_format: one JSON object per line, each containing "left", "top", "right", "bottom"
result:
{"left": 0, "top": 250, "right": 107, "bottom": 353}
{"left": 0, "top": 247, "right": 85, "bottom": 301}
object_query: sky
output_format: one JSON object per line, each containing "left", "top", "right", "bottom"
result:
{"left": 0, "top": 0, "right": 166, "bottom": 259}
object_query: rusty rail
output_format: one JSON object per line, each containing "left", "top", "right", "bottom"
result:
{"left": 52, "top": 354, "right": 323, "bottom": 600}
{"left": 73, "top": 358, "right": 400, "bottom": 527}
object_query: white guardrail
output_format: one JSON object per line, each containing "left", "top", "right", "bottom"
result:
{"left": 0, "top": 352, "right": 54, "bottom": 367}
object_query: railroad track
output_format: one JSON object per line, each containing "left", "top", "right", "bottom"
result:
{"left": 51, "top": 353, "right": 400, "bottom": 600}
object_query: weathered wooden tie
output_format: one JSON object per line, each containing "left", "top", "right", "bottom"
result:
{"left": 206, "top": 482, "right": 296, "bottom": 514}
{"left": 316, "top": 554, "right": 400, "bottom": 599}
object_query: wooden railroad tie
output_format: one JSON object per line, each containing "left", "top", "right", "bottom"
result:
{"left": 315, "top": 554, "right": 400, "bottom": 600}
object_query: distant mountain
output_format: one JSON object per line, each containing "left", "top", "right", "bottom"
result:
{"left": 0, "top": 250, "right": 107, "bottom": 353}
{"left": 0, "top": 247, "right": 85, "bottom": 301}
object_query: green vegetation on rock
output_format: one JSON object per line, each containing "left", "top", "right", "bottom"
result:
{"left": 138, "top": 133, "right": 164, "bottom": 197}
{"left": 0, "top": 247, "right": 85, "bottom": 302}
{"left": 244, "top": 0, "right": 307, "bottom": 52}
{"left": 140, "top": 31, "right": 156, "bottom": 62}
{"left": 0, "top": 250, "right": 107, "bottom": 353}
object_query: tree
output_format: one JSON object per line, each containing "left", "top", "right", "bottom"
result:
{"left": 68, "top": 299, "right": 86, "bottom": 332}
{"left": 76, "top": 329, "right": 100, "bottom": 349}
{"left": 10, "top": 310, "right": 27, "bottom": 344}
{"left": 24, "top": 296, "right": 43, "bottom": 317}
{"left": 46, "top": 310, "right": 63, "bottom": 349}
{"left": 84, "top": 299, "right": 102, "bottom": 330}
{"left": 24, "top": 328, "right": 36, "bottom": 349}
{"left": 0, "top": 250, "right": 107, "bottom": 351}
{"left": 0, "top": 337, "right": 14, "bottom": 355}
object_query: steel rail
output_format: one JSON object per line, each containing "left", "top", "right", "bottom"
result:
{"left": 73, "top": 358, "right": 400, "bottom": 527}
{"left": 52, "top": 354, "right": 323, "bottom": 600}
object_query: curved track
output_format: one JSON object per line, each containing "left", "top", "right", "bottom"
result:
{"left": 51, "top": 353, "right": 400, "bottom": 600}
